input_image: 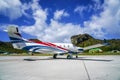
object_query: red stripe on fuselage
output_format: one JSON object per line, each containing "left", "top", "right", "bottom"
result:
{"left": 29, "top": 40, "right": 68, "bottom": 51}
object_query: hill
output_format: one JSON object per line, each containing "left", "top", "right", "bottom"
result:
{"left": 0, "top": 41, "right": 27, "bottom": 53}
{"left": 71, "top": 34, "right": 120, "bottom": 51}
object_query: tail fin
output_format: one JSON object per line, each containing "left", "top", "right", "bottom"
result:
{"left": 7, "top": 26, "right": 26, "bottom": 49}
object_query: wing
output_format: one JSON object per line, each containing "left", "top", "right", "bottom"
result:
{"left": 83, "top": 43, "right": 108, "bottom": 50}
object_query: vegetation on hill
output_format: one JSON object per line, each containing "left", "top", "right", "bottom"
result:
{"left": 71, "top": 34, "right": 120, "bottom": 51}
{"left": 0, "top": 41, "right": 27, "bottom": 53}
{"left": 101, "top": 39, "right": 120, "bottom": 51}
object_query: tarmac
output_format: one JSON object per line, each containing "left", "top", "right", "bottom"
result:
{"left": 0, "top": 56, "right": 120, "bottom": 80}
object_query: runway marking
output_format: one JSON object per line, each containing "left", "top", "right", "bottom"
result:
{"left": 82, "top": 60, "right": 91, "bottom": 80}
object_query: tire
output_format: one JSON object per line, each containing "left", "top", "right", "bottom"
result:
{"left": 53, "top": 54, "right": 57, "bottom": 59}
{"left": 67, "top": 55, "right": 72, "bottom": 59}
{"left": 76, "top": 55, "right": 78, "bottom": 58}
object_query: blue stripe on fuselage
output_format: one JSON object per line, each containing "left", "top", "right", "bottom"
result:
{"left": 11, "top": 40, "right": 28, "bottom": 43}
{"left": 9, "top": 37, "right": 23, "bottom": 40}
{"left": 22, "top": 45, "right": 66, "bottom": 53}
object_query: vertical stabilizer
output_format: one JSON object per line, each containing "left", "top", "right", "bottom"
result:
{"left": 7, "top": 26, "right": 26, "bottom": 49}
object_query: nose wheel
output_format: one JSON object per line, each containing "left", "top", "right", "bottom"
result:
{"left": 76, "top": 55, "right": 78, "bottom": 58}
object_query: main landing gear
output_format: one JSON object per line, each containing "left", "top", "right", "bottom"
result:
{"left": 67, "top": 54, "right": 78, "bottom": 59}
{"left": 53, "top": 54, "right": 57, "bottom": 59}
{"left": 67, "top": 54, "right": 73, "bottom": 59}
{"left": 53, "top": 54, "right": 78, "bottom": 59}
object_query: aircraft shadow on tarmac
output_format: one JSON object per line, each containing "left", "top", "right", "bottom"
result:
{"left": 23, "top": 57, "right": 113, "bottom": 62}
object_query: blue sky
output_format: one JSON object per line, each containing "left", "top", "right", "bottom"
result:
{"left": 0, "top": 0, "right": 120, "bottom": 42}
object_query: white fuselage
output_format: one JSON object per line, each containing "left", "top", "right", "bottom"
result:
{"left": 53, "top": 43, "right": 82, "bottom": 51}
{"left": 25, "top": 42, "right": 83, "bottom": 54}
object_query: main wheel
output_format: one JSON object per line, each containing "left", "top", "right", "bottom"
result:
{"left": 67, "top": 55, "right": 73, "bottom": 59}
{"left": 53, "top": 54, "right": 57, "bottom": 59}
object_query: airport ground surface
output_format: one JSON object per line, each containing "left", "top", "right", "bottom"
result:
{"left": 0, "top": 56, "right": 120, "bottom": 80}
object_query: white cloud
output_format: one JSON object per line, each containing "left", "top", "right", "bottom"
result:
{"left": 1, "top": 0, "right": 119, "bottom": 43}
{"left": 0, "top": 0, "right": 30, "bottom": 20}
{"left": 0, "top": 24, "right": 8, "bottom": 31}
{"left": 54, "top": 10, "right": 69, "bottom": 20}
{"left": 83, "top": 0, "right": 120, "bottom": 39}
{"left": 22, "top": 9, "right": 82, "bottom": 43}
{"left": 0, "top": 24, "right": 19, "bottom": 31}
{"left": 21, "top": 0, "right": 120, "bottom": 42}
{"left": 74, "top": 6, "right": 87, "bottom": 17}
{"left": 21, "top": 1, "right": 82, "bottom": 43}
{"left": 74, "top": 0, "right": 103, "bottom": 17}
{"left": 42, "top": 19, "right": 83, "bottom": 43}
{"left": 92, "top": 0, "right": 103, "bottom": 12}
{"left": 21, "top": 0, "right": 48, "bottom": 37}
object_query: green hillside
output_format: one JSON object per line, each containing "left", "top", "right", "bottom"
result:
{"left": 71, "top": 34, "right": 120, "bottom": 51}
{"left": 101, "top": 39, "right": 120, "bottom": 51}
{"left": 0, "top": 41, "right": 27, "bottom": 53}
{"left": 0, "top": 39, "right": 41, "bottom": 53}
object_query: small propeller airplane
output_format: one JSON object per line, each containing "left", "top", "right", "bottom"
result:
{"left": 6, "top": 26, "right": 108, "bottom": 59}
